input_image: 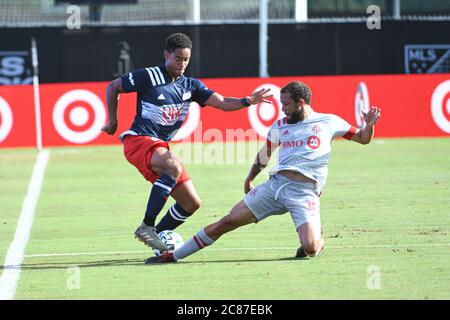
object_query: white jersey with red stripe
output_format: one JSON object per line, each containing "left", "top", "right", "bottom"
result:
{"left": 267, "top": 111, "right": 358, "bottom": 190}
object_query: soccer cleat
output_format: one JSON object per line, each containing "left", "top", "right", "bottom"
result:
{"left": 295, "top": 246, "right": 308, "bottom": 258}
{"left": 134, "top": 222, "right": 169, "bottom": 251}
{"left": 145, "top": 251, "right": 177, "bottom": 264}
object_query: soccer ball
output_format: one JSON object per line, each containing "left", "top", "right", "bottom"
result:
{"left": 153, "top": 230, "right": 184, "bottom": 256}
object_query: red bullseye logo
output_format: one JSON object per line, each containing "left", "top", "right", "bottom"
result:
{"left": 441, "top": 92, "right": 450, "bottom": 123}
{"left": 431, "top": 80, "right": 450, "bottom": 133}
{"left": 256, "top": 97, "right": 279, "bottom": 127}
{"left": 0, "top": 96, "right": 13, "bottom": 143}
{"left": 248, "top": 84, "right": 283, "bottom": 138}
{"left": 307, "top": 135, "right": 321, "bottom": 149}
{"left": 64, "top": 101, "right": 95, "bottom": 132}
{"left": 53, "top": 89, "right": 106, "bottom": 144}
{"left": 354, "top": 82, "right": 370, "bottom": 128}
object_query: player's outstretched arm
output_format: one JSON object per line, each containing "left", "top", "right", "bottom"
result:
{"left": 351, "top": 106, "right": 382, "bottom": 145}
{"left": 101, "top": 78, "right": 126, "bottom": 135}
{"left": 205, "top": 88, "right": 273, "bottom": 112}
{"left": 244, "top": 141, "right": 276, "bottom": 193}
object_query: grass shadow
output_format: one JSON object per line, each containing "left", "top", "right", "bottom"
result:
{"left": 1, "top": 258, "right": 145, "bottom": 270}
{"left": 144, "top": 256, "right": 310, "bottom": 265}
{"left": 0, "top": 256, "right": 310, "bottom": 270}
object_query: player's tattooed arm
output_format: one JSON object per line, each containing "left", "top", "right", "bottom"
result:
{"left": 249, "top": 154, "right": 268, "bottom": 177}
{"left": 244, "top": 142, "right": 275, "bottom": 193}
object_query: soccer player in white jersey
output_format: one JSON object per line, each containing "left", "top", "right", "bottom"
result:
{"left": 145, "top": 80, "right": 381, "bottom": 263}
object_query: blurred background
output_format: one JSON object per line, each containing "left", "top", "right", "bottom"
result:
{"left": 1, "top": 0, "right": 449, "bottom": 85}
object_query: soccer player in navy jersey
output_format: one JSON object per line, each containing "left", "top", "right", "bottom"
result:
{"left": 101, "top": 33, "right": 272, "bottom": 250}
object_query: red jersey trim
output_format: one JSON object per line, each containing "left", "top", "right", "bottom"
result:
{"left": 193, "top": 235, "right": 206, "bottom": 249}
{"left": 343, "top": 126, "right": 358, "bottom": 140}
{"left": 276, "top": 118, "right": 287, "bottom": 126}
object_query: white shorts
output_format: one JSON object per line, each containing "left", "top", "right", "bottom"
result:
{"left": 243, "top": 174, "right": 321, "bottom": 229}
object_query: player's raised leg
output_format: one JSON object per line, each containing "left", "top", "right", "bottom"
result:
{"left": 145, "top": 200, "right": 256, "bottom": 263}
{"left": 203, "top": 200, "right": 257, "bottom": 240}
{"left": 135, "top": 147, "right": 183, "bottom": 250}
{"left": 155, "top": 177, "right": 201, "bottom": 233}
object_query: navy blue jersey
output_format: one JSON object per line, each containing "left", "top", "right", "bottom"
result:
{"left": 119, "top": 65, "right": 214, "bottom": 142}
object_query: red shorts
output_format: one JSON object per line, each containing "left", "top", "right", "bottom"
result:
{"left": 123, "top": 135, "right": 190, "bottom": 190}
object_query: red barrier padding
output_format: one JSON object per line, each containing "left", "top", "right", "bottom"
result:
{"left": 1, "top": 74, "right": 449, "bottom": 148}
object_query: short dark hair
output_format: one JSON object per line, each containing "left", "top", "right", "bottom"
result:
{"left": 165, "top": 33, "right": 192, "bottom": 52}
{"left": 281, "top": 81, "right": 312, "bottom": 105}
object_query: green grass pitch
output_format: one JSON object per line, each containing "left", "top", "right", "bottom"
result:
{"left": 0, "top": 138, "right": 449, "bottom": 299}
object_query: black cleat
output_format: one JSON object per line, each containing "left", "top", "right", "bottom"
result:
{"left": 295, "top": 247, "right": 308, "bottom": 258}
{"left": 145, "top": 251, "right": 177, "bottom": 264}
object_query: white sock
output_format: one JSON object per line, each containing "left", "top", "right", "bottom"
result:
{"left": 173, "top": 228, "right": 214, "bottom": 260}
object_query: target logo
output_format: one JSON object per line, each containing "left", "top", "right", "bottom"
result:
{"left": 431, "top": 80, "right": 450, "bottom": 134}
{"left": 248, "top": 83, "right": 283, "bottom": 138}
{"left": 172, "top": 102, "right": 201, "bottom": 141}
{"left": 0, "top": 96, "right": 13, "bottom": 143}
{"left": 354, "top": 82, "right": 370, "bottom": 128}
{"left": 52, "top": 89, "right": 106, "bottom": 144}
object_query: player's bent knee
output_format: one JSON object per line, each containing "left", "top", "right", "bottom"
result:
{"left": 303, "top": 241, "right": 323, "bottom": 257}
{"left": 184, "top": 197, "right": 201, "bottom": 214}
{"left": 193, "top": 197, "right": 202, "bottom": 211}
{"left": 165, "top": 160, "right": 183, "bottom": 180}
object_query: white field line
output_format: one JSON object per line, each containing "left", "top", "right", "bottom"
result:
{"left": 0, "top": 150, "right": 50, "bottom": 300}
{"left": 21, "top": 243, "right": 450, "bottom": 259}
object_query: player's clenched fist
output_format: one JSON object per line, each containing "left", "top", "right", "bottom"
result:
{"left": 101, "top": 121, "right": 118, "bottom": 135}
